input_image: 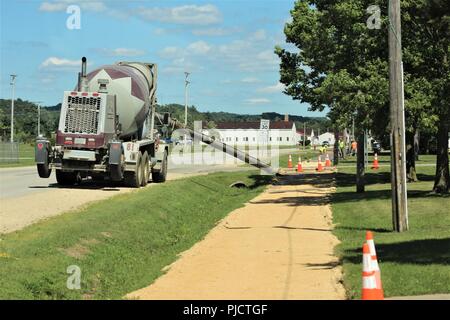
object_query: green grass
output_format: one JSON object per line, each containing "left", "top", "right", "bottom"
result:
{"left": 0, "top": 171, "right": 272, "bottom": 300}
{"left": 0, "top": 143, "right": 35, "bottom": 168}
{"left": 337, "top": 153, "right": 437, "bottom": 166}
{"left": 332, "top": 155, "right": 450, "bottom": 299}
{"left": 277, "top": 149, "right": 324, "bottom": 167}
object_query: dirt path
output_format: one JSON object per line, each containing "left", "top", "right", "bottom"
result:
{"left": 127, "top": 172, "right": 346, "bottom": 300}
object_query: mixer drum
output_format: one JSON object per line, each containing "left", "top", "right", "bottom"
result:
{"left": 84, "top": 63, "right": 153, "bottom": 139}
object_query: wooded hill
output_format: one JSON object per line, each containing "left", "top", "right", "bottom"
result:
{"left": 0, "top": 99, "right": 329, "bottom": 143}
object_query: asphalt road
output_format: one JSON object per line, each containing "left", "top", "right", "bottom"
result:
{"left": 0, "top": 148, "right": 298, "bottom": 234}
{"left": 0, "top": 147, "right": 299, "bottom": 201}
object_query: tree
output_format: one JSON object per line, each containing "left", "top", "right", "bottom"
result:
{"left": 275, "top": 0, "right": 391, "bottom": 192}
{"left": 276, "top": 0, "right": 449, "bottom": 193}
{"left": 401, "top": 0, "right": 450, "bottom": 192}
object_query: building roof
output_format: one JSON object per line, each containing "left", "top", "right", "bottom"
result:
{"left": 297, "top": 129, "right": 315, "bottom": 135}
{"left": 216, "top": 121, "right": 295, "bottom": 130}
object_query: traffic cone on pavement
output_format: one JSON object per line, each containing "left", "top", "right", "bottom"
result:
{"left": 362, "top": 243, "right": 384, "bottom": 300}
{"left": 297, "top": 157, "right": 303, "bottom": 173}
{"left": 366, "top": 231, "right": 384, "bottom": 294}
{"left": 316, "top": 156, "right": 323, "bottom": 172}
{"left": 371, "top": 153, "right": 380, "bottom": 169}
{"left": 288, "top": 154, "right": 293, "bottom": 169}
{"left": 325, "top": 154, "right": 332, "bottom": 167}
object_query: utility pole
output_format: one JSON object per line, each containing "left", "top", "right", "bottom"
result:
{"left": 10, "top": 75, "right": 17, "bottom": 143}
{"left": 34, "top": 101, "right": 43, "bottom": 136}
{"left": 303, "top": 122, "right": 306, "bottom": 150}
{"left": 388, "top": 0, "right": 408, "bottom": 232}
{"left": 352, "top": 117, "right": 355, "bottom": 141}
{"left": 184, "top": 72, "right": 190, "bottom": 127}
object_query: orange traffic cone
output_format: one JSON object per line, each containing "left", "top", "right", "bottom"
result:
{"left": 362, "top": 243, "right": 384, "bottom": 300}
{"left": 325, "top": 154, "right": 332, "bottom": 167}
{"left": 297, "top": 157, "right": 303, "bottom": 173}
{"left": 366, "top": 231, "right": 384, "bottom": 294}
{"left": 371, "top": 153, "right": 380, "bottom": 169}
{"left": 288, "top": 154, "right": 293, "bottom": 169}
{"left": 316, "top": 156, "right": 323, "bottom": 172}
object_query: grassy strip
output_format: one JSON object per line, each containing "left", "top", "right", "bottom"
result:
{"left": 0, "top": 143, "right": 35, "bottom": 168}
{"left": 331, "top": 156, "right": 450, "bottom": 299}
{"left": 0, "top": 171, "right": 271, "bottom": 299}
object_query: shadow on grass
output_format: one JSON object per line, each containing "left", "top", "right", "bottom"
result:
{"left": 335, "top": 226, "right": 392, "bottom": 233}
{"left": 343, "top": 238, "right": 450, "bottom": 266}
{"left": 335, "top": 172, "right": 391, "bottom": 187}
{"left": 247, "top": 174, "right": 276, "bottom": 189}
{"left": 247, "top": 173, "right": 335, "bottom": 207}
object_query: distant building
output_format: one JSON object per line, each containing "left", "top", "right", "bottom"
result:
{"left": 210, "top": 117, "right": 299, "bottom": 146}
{"left": 318, "top": 132, "right": 335, "bottom": 145}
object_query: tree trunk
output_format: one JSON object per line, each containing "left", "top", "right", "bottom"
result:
{"left": 414, "top": 129, "right": 420, "bottom": 161}
{"left": 333, "top": 130, "right": 339, "bottom": 166}
{"left": 356, "top": 131, "right": 365, "bottom": 193}
{"left": 406, "top": 131, "right": 418, "bottom": 182}
{"left": 433, "top": 116, "right": 449, "bottom": 193}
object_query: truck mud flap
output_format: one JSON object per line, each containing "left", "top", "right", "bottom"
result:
{"left": 35, "top": 139, "right": 52, "bottom": 178}
{"left": 109, "top": 141, "right": 124, "bottom": 181}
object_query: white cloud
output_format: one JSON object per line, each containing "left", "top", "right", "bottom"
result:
{"left": 192, "top": 27, "right": 238, "bottom": 36}
{"left": 187, "top": 41, "right": 211, "bottom": 55}
{"left": 137, "top": 4, "right": 221, "bottom": 26}
{"left": 257, "top": 82, "right": 286, "bottom": 93}
{"left": 249, "top": 29, "right": 267, "bottom": 41}
{"left": 241, "top": 77, "right": 261, "bottom": 83}
{"left": 159, "top": 46, "right": 182, "bottom": 58}
{"left": 159, "top": 41, "right": 211, "bottom": 60}
{"left": 94, "top": 48, "right": 146, "bottom": 57}
{"left": 39, "top": 0, "right": 106, "bottom": 12}
{"left": 40, "top": 57, "right": 90, "bottom": 71}
{"left": 245, "top": 98, "right": 271, "bottom": 105}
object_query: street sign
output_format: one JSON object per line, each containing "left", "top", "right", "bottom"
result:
{"left": 259, "top": 119, "right": 270, "bottom": 145}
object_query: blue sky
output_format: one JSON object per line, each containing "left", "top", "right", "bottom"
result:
{"left": 0, "top": 0, "right": 325, "bottom": 117}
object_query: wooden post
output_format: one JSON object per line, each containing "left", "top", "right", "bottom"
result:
{"left": 334, "top": 130, "right": 339, "bottom": 166}
{"left": 303, "top": 122, "right": 306, "bottom": 150}
{"left": 388, "top": 0, "right": 408, "bottom": 231}
{"left": 356, "top": 131, "right": 365, "bottom": 193}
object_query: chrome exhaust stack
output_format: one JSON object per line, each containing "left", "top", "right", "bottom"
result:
{"left": 80, "top": 57, "right": 89, "bottom": 92}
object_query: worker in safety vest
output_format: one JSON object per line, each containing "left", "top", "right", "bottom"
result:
{"left": 351, "top": 140, "right": 357, "bottom": 156}
{"left": 339, "top": 139, "right": 345, "bottom": 159}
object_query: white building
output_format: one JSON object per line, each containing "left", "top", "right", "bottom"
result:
{"left": 209, "top": 120, "right": 299, "bottom": 146}
{"left": 318, "top": 132, "right": 335, "bottom": 145}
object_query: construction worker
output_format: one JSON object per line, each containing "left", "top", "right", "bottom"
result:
{"left": 339, "top": 139, "right": 345, "bottom": 159}
{"left": 351, "top": 140, "right": 357, "bottom": 156}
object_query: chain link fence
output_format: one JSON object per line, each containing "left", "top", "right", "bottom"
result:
{"left": 0, "top": 142, "right": 19, "bottom": 163}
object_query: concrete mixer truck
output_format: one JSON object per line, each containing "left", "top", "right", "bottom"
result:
{"left": 35, "top": 57, "right": 171, "bottom": 187}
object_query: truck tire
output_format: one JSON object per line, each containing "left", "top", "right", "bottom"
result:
{"left": 124, "top": 151, "right": 143, "bottom": 188}
{"left": 152, "top": 149, "right": 167, "bottom": 183}
{"left": 56, "top": 170, "right": 78, "bottom": 186}
{"left": 37, "top": 161, "right": 52, "bottom": 178}
{"left": 141, "top": 151, "right": 150, "bottom": 187}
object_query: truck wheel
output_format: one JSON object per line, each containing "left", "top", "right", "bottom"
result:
{"left": 152, "top": 150, "right": 167, "bottom": 183}
{"left": 37, "top": 161, "right": 52, "bottom": 178}
{"left": 141, "top": 151, "right": 150, "bottom": 187}
{"left": 56, "top": 170, "right": 78, "bottom": 186}
{"left": 124, "top": 151, "right": 143, "bottom": 188}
